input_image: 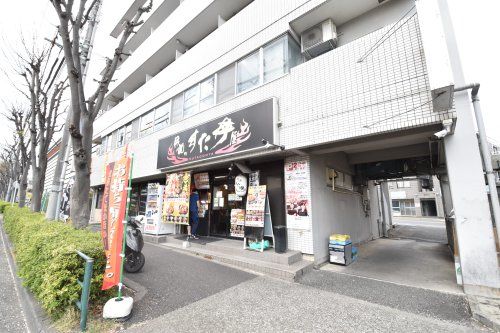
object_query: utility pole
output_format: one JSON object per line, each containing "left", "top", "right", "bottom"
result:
{"left": 45, "top": 0, "right": 103, "bottom": 220}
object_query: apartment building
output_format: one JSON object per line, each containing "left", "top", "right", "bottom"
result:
{"left": 84, "top": 0, "right": 499, "bottom": 295}
{"left": 389, "top": 176, "right": 445, "bottom": 218}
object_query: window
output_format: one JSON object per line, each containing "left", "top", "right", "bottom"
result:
{"left": 116, "top": 126, "right": 126, "bottom": 148}
{"left": 171, "top": 93, "right": 184, "bottom": 124}
{"left": 139, "top": 111, "right": 154, "bottom": 137}
{"left": 263, "top": 37, "right": 286, "bottom": 83}
{"left": 216, "top": 64, "right": 235, "bottom": 103}
{"left": 199, "top": 76, "right": 215, "bottom": 111}
{"left": 95, "top": 189, "right": 103, "bottom": 209}
{"left": 131, "top": 118, "right": 140, "bottom": 140}
{"left": 397, "top": 180, "right": 411, "bottom": 188}
{"left": 125, "top": 123, "right": 132, "bottom": 144}
{"left": 288, "top": 35, "right": 302, "bottom": 69}
{"left": 183, "top": 84, "right": 200, "bottom": 117}
{"left": 154, "top": 101, "right": 170, "bottom": 131}
{"left": 237, "top": 51, "right": 260, "bottom": 93}
{"left": 399, "top": 199, "right": 416, "bottom": 216}
{"left": 111, "top": 131, "right": 118, "bottom": 149}
{"left": 105, "top": 134, "right": 112, "bottom": 152}
{"left": 100, "top": 136, "right": 107, "bottom": 155}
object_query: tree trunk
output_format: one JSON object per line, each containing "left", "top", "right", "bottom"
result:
{"left": 70, "top": 114, "right": 93, "bottom": 228}
{"left": 18, "top": 167, "right": 29, "bottom": 208}
{"left": 31, "top": 167, "right": 42, "bottom": 212}
{"left": 31, "top": 153, "right": 48, "bottom": 212}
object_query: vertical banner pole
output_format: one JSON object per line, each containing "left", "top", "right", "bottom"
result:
{"left": 117, "top": 153, "right": 134, "bottom": 300}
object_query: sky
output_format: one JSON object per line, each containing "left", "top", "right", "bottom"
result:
{"left": 0, "top": 0, "right": 498, "bottom": 148}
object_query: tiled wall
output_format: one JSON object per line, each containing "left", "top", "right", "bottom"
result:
{"left": 280, "top": 14, "right": 455, "bottom": 149}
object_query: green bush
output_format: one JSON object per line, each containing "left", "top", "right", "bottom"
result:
{"left": 0, "top": 200, "right": 10, "bottom": 213}
{"left": 2, "top": 205, "right": 112, "bottom": 319}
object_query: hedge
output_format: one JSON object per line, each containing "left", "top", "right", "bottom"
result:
{"left": 0, "top": 200, "right": 10, "bottom": 213}
{"left": 1, "top": 203, "right": 112, "bottom": 319}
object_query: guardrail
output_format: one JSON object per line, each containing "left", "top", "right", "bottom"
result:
{"left": 75, "top": 250, "right": 94, "bottom": 331}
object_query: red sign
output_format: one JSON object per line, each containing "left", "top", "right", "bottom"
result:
{"left": 100, "top": 155, "right": 131, "bottom": 290}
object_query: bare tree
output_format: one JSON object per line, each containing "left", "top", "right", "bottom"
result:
{"left": 13, "top": 36, "right": 68, "bottom": 212}
{"left": 0, "top": 140, "right": 20, "bottom": 202}
{"left": 5, "top": 106, "right": 32, "bottom": 207}
{"left": 50, "top": 0, "right": 152, "bottom": 228}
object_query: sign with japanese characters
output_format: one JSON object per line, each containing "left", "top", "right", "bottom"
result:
{"left": 163, "top": 172, "right": 191, "bottom": 224}
{"left": 244, "top": 185, "right": 267, "bottom": 228}
{"left": 100, "top": 154, "right": 131, "bottom": 290}
{"left": 157, "top": 99, "right": 276, "bottom": 169}
{"left": 284, "top": 158, "right": 312, "bottom": 230}
{"left": 193, "top": 172, "right": 210, "bottom": 189}
{"left": 230, "top": 209, "right": 245, "bottom": 238}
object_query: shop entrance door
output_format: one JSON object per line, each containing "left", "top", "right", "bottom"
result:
{"left": 210, "top": 176, "right": 231, "bottom": 237}
{"left": 210, "top": 173, "right": 246, "bottom": 238}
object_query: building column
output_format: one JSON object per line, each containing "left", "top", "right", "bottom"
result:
{"left": 368, "top": 181, "right": 382, "bottom": 239}
{"left": 442, "top": 96, "right": 500, "bottom": 294}
{"left": 380, "top": 181, "right": 392, "bottom": 236}
{"left": 437, "top": 0, "right": 500, "bottom": 295}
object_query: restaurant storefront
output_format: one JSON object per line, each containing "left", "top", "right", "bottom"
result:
{"left": 143, "top": 98, "right": 287, "bottom": 249}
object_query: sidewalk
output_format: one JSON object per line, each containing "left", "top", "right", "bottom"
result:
{"left": 0, "top": 217, "right": 55, "bottom": 333}
{"left": 126, "top": 276, "right": 482, "bottom": 333}
{"left": 0, "top": 219, "right": 29, "bottom": 333}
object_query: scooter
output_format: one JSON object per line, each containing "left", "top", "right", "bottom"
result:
{"left": 124, "top": 215, "right": 145, "bottom": 273}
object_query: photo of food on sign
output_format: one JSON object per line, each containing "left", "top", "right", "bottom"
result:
{"left": 163, "top": 172, "right": 191, "bottom": 224}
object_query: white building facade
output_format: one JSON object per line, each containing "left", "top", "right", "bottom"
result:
{"left": 87, "top": 0, "right": 499, "bottom": 295}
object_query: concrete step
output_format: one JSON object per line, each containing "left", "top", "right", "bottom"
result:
{"left": 162, "top": 235, "right": 302, "bottom": 265}
{"left": 158, "top": 241, "right": 313, "bottom": 282}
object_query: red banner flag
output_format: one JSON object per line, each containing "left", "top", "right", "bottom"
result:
{"left": 100, "top": 155, "right": 131, "bottom": 290}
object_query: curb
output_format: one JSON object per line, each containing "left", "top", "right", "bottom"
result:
{"left": 468, "top": 295, "right": 500, "bottom": 332}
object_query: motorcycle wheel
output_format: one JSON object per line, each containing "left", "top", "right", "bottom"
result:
{"left": 124, "top": 252, "right": 145, "bottom": 273}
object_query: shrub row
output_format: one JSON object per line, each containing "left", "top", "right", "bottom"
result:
{"left": 1, "top": 203, "right": 112, "bottom": 318}
{"left": 0, "top": 200, "right": 10, "bottom": 213}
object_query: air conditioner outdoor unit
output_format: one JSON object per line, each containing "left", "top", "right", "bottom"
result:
{"left": 301, "top": 19, "right": 337, "bottom": 58}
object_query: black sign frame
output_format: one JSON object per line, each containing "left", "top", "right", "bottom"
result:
{"left": 157, "top": 98, "right": 277, "bottom": 170}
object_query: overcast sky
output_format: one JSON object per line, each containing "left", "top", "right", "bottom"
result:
{"left": 0, "top": 0, "right": 498, "bottom": 148}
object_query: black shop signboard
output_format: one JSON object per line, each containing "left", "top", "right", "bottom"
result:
{"left": 157, "top": 98, "right": 276, "bottom": 169}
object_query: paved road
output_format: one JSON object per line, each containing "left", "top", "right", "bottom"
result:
{"left": 124, "top": 243, "right": 256, "bottom": 325}
{"left": 0, "top": 222, "right": 28, "bottom": 333}
{"left": 299, "top": 270, "right": 470, "bottom": 324}
{"left": 127, "top": 276, "right": 480, "bottom": 333}
{"left": 124, "top": 242, "right": 486, "bottom": 332}
{"left": 390, "top": 217, "right": 447, "bottom": 243}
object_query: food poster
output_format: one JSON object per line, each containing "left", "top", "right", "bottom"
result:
{"left": 194, "top": 172, "right": 210, "bottom": 189}
{"left": 244, "top": 185, "right": 266, "bottom": 228}
{"left": 230, "top": 209, "right": 246, "bottom": 238}
{"left": 163, "top": 172, "right": 191, "bottom": 224}
{"left": 284, "top": 159, "right": 312, "bottom": 230}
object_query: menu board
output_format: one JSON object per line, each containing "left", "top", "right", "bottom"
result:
{"left": 284, "top": 159, "right": 311, "bottom": 230}
{"left": 163, "top": 172, "right": 191, "bottom": 224}
{"left": 146, "top": 183, "right": 160, "bottom": 222}
{"left": 194, "top": 172, "right": 210, "bottom": 189}
{"left": 244, "top": 185, "right": 266, "bottom": 228}
{"left": 230, "top": 209, "right": 245, "bottom": 238}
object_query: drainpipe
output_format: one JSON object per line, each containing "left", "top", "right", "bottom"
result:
{"left": 454, "top": 83, "right": 500, "bottom": 246}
